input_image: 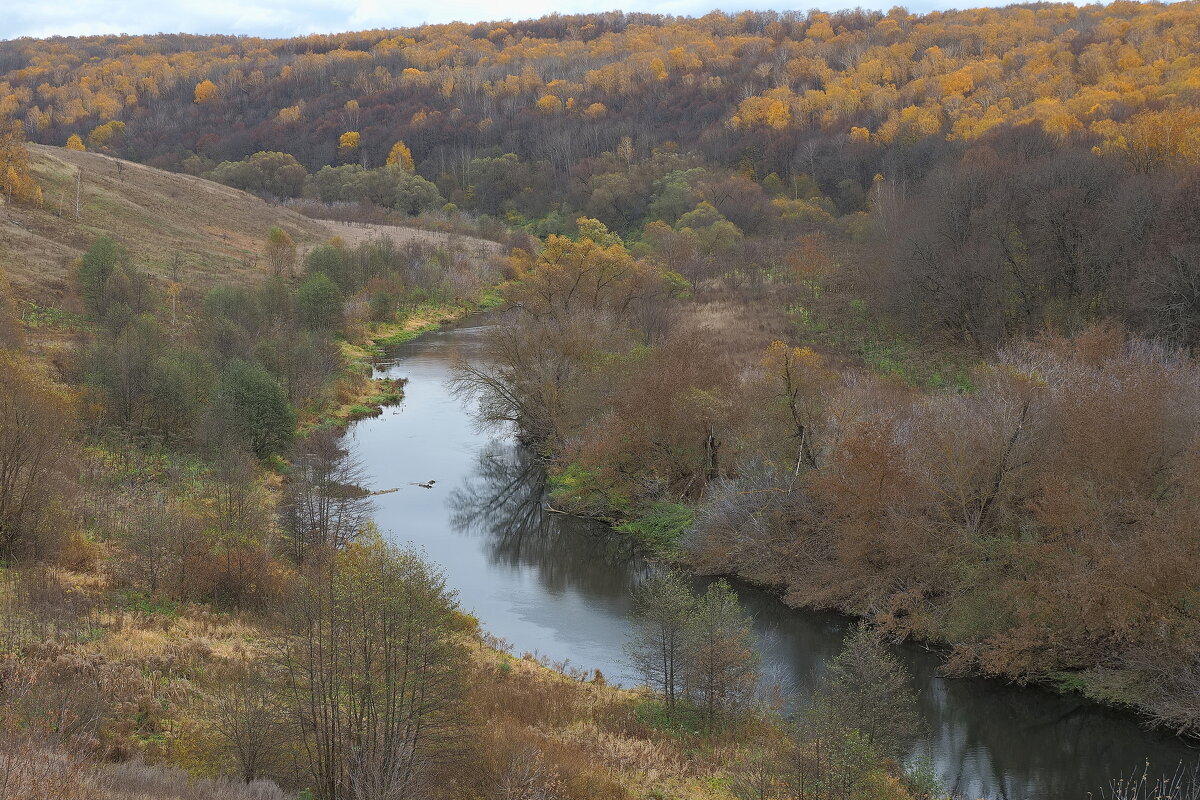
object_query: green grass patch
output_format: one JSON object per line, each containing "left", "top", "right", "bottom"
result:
{"left": 476, "top": 288, "right": 506, "bottom": 309}
{"left": 789, "top": 296, "right": 978, "bottom": 392}
{"left": 1049, "top": 668, "right": 1141, "bottom": 708}
{"left": 374, "top": 323, "right": 439, "bottom": 347}
{"left": 548, "top": 462, "right": 631, "bottom": 517}
{"left": 1049, "top": 671, "right": 1089, "bottom": 694}
{"left": 616, "top": 502, "right": 695, "bottom": 555}
{"left": 547, "top": 462, "right": 594, "bottom": 498}
{"left": 21, "top": 301, "right": 93, "bottom": 332}
{"left": 299, "top": 378, "right": 406, "bottom": 435}
{"left": 115, "top": 590, "right": 180, "bottom": 617}
{"left": 364, "top": 389, "right": 403, "bottom": 406}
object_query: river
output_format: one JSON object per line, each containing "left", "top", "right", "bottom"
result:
{"left": 344, "top": 319, "right": 1197, "bottom": 800}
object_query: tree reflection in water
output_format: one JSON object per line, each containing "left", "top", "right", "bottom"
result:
{"left": 447, "top": 439, "right": 648, "bottom": 600}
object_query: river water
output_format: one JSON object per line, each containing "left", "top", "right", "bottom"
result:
{"left": 345, "top": 320, "right": 1197, "bottom": 800}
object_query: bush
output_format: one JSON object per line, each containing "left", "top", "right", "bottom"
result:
{"left": 306, "top": 164, "right": 444, "bottom": 214}
{"left": 207, "top": 151, "right": 307, "bottom": 199}
{"left": 296, "top": 273, "right": 344, "bottom": 332}
{"left": 208, "top": 361, "right": 294, "bottom": 459}
{"left": 616, "top": 502, "right": 694, "bottom": 554}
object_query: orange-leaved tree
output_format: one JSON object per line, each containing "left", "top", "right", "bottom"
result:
{"left": 193, "top": 79, "right": 218, "bottom": 104}
{"left": 0, "top": 119, "right": 41, "bottom": 205}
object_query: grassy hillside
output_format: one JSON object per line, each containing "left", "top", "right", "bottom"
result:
{"left": 0, "top": 145, "right": 330, "bottom": 300}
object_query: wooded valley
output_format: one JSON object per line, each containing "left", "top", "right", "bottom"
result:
{"left": 3, "top": 3, "right": 1200, "bottom": 798}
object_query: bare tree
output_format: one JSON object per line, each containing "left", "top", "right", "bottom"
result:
{"left": 283, "top": 537, "right": 468, "bottom": 800}
{"left": 210, "top": 656, "right": 283, "bottom": 783}
{"left": 0, "top": 353, "right": 77, "bottom": 561}
{"left": 120, "top": 494, "right": 186, "bottom": 597}
{"left": 264, "top": 228, "right": 297, "bottom": 278}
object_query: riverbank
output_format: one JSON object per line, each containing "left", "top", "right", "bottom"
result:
{"left": 549, "top": 455, "right": 1185, "bottom": 734}
{"left": 475, "top": 248, "right": 1199, "bottom": 747}
{"left": 548, "top": 465, "right": 1200, "bottom": 754}
{"left": 340, "top": 299, "right": 491, "bottom": 364}
{"left": 298, "top": 297, "right": 503, "bottom": 435}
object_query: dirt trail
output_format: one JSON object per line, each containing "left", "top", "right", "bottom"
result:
{"left": 316, "top": 219, "right": 504, "bottom": 259}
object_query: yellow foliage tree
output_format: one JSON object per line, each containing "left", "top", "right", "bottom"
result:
{"left": 338, "top": 131, "right": 361, "bottom": 149}
{"left": 733, "top": 94, "right": 792, "bottom": 130}
{"left": 65, "top": 134, "right": 85, "bottom": 151}
{"left": 386, "top": 140, "right": 415, "bottom": 171}
{"left": 87, "top": 120, "right": 125, "bottom": 150}
{"left": 193, "top": 79, "right": 218, "bottom": 104}
{"left": 535, "top": 94, "right": 563, "bottom": 113}
{"left": 1097, "top": 108, "right": 1200, "bottom": 173}
{"left": 0, "top": 120, "right": 41, "bottom": 205}
{"left": 807, "top": 17, "right": 836, "bottom": 41}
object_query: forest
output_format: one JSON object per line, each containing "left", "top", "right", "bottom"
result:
{"left": 5, "top": 1, "right": 1200, "bottom": 344}
{"left": 3, "top": 1, "right": 1200, "bottom": 798}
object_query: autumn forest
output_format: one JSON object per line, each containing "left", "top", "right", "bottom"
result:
{"left": 3, "top": 2, "right": 1200, "bottom": 799}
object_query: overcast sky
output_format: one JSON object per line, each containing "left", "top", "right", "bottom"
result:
{"left": 5, "top": 0, "right": 974, "bottom": 40}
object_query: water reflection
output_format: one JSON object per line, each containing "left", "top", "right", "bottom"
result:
{"left": 448, "top": 440, "right": 646, "bottom": 614}
{"left": 355, "top": 322, "right": 1198, "bottom": 800}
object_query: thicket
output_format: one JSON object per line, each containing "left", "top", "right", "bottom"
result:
{"left": 459, "top": 200, "right": 1200, "bottom": 738}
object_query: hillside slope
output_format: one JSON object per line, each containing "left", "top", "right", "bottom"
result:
{"left": 0, "top": 145, "right": 330, "bottom": 300}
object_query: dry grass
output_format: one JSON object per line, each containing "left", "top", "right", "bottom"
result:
{"left": 324, "top": 218, "right": 504, "bottom": 259}
{"left": 1, "top": 145, "right": 330, "bottom": 301}
{"left": 466, "top": 643, "right": 755, "bottom": 800}
{"left": 3, "top": 146, "right": 506, "bottom": 362}
{"left": 4, "top": 568, "right": 776, "bottom": 799}
{"left": 98, "top": 761, "right": 287, "bottom": 800}
{"left": 88, "top": 610, "right": 267, "bottom": 665}
{"left": 0, "top": 743, "right": 288, "bottom": 800}
{"left": 682, "top": 284, "right": 797, "bottom": 364}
